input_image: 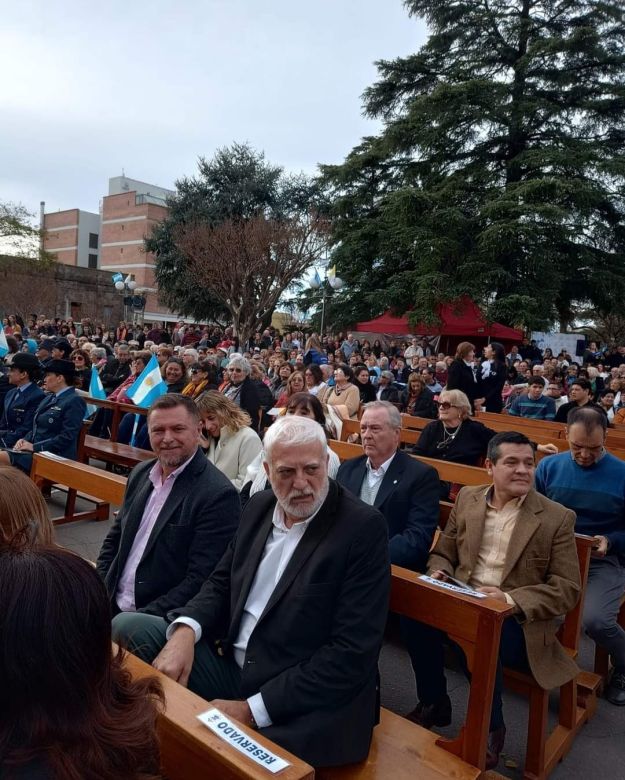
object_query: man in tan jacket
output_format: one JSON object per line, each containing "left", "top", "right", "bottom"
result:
{"left": 408, "top": 431, "right": 580, "bottom": 770}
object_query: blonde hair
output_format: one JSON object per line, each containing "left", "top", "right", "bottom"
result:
{"left": 286, "top": 371, "right": 306, "bottom": 395}
{"left": 195, "top": 390, "right": 251, "bottom": 432}
{"left": 439, "top": 389, "right": 472, "bottom": 419}
{"left": 0, "top": 467, "right": 54, "bottom": 544}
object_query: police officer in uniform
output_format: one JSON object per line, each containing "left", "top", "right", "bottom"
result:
{"left": 35, "top": 339, "right": 56, "bottom": 370}
{"left": 0, "top": 359, "right": 86, "bottom": 473}
{"left": 0, "top": 353, "right": 45, "bottom": 448}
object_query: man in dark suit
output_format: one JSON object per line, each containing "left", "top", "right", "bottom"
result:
{"left": 97, "top": 394, "right": 240, "bottom": 617}
{"left": 0, "top": 359, "right": 86, "bottom": 473}
{"left": 0, "top": 353, "right": 45, "bottom": 447}
{"left": 336, "top": 400, "right": 439, "bottom": 571}
{"left": 112, "top": 415, "right": 390, "bottom": 768}
{"left": 100, "top": 344, "right": 132, "bottom": 393}
{"left": 375, "top": 370, "right": 400, "bottom": 403}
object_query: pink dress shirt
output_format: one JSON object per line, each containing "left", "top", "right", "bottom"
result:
{"left": 116, "top": 453, "right": 196, "bottom": 611}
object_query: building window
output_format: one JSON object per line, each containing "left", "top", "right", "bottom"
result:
{"left": 71, "top": 302, "right": 81, "bottom": 319}
{"left": 88, "top": 254, "right": 98, "bottom": 269}
{"left": 88, "top": 232, "right": 98, "bottom": 249}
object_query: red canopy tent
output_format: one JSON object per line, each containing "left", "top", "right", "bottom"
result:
{"left": 354, "top": 298, "right": 522, "bottom": 352}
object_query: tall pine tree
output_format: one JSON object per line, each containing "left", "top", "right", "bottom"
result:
{"left": 322, "top": 0, "right": 625, "bottom": 329}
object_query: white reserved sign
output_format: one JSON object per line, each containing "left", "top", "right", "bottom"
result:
{"left": 197, "top": 708, "right": 290, "bottom": 773}
{"left": 419, "top": 574, "right": 487, "bottom": 599}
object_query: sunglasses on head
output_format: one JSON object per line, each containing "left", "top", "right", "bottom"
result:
{"left": 435, "top": 401, "right": 458, "bottom": 410}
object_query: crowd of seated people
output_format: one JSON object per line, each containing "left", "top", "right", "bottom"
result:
{"left": 2, "top": 315, "right": 625, "bottom": 775}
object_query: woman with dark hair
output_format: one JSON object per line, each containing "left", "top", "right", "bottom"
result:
{"left": 480, "top": 341, "right": 507, "bottom": 413}
{"left": 400, "top": 373, "right": 437, "bottom": 418}
{"left": 446, "top": 341, "right": 483, "bottom": 411}
{"left": 353, "top": 365, "right": 377, "bottom": 405}
{"left": 181, "top": 361, "right": 214, "bottom": 399}
{"left": 163, "top": 358, "right": 187, "bottom": 393}
{"left": 304, "top": 363, "right": 326, "bottom": 397}
{"left": 321, "top": 364, "right": 360, "bottom": 419}
{"left": 70, "top": 348, "right": 92, "bottom": 391}
{"left": 0, "top": 544, "right": 163, "bottom": 779}
{"left": 372, "top": 339, "right": 383, "bottom": 358}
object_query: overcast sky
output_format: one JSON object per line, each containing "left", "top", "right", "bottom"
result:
{"left": 1, "top": 0, "right": 427, "bottom": 220}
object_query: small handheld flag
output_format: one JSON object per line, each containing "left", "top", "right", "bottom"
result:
{"left": 126, "top": 354, "right": 168, "bottom": 409}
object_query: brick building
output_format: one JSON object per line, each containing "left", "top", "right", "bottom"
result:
{"left": 43, "top": 176, "right": 179, "bottom": 323}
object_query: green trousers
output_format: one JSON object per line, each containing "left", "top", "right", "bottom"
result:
{"left": 112, "top": 611, "right": 242, "bottom": 700}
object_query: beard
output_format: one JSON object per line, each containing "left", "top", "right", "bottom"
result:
{"left": 274, "top": 478, "right": 330, "bottom": 520}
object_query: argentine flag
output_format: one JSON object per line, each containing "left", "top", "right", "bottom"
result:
{"left": 85, "top": 366, "right": 107, "bottom": 418}
{"left": 0, "top": 322, "right": 8, "bottom": 358}
{"left": 126, "top": 354, "right": 167, "bottom": 409}
{"left": 89, "top": 366, "right": 106, "bottom": 400}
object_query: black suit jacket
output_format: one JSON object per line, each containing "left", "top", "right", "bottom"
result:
{"left": 96, "top": 448, "right": 240, "bottom": 616}
{"left": 336, "top": 449, "right": 439, "bottom": 571}
{"left": 446, "top": 358, "right": 481, "bottom": 406}
{"left": 169, "top": 481, "right": 390, "bottom": 767}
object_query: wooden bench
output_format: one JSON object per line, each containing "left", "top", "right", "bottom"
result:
{"left": 319, "top": 566, "right": 514, "bottom": 779}
{"left": 30, "top": 453, "right": 126, "bottom": 524}
{"left": 328, "top": 439, "right": 489, "bottom": 487}
{"left": 124, "top": 573, "right": 510, "bottom": 780}
{"left": 340, "top": 418, "right": 420, "bottom": 447}
{"left": 81, "top": 434, "right": 154, "bottom": 470}
{"left": 84, "top": 396, "right": 149, "bottom": 442}
{"left": 123, "top": 651, "right": 315, "bottom": 780}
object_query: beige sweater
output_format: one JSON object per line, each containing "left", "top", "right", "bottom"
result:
{"left": 205, "top": 426, "right": 263, "bottom": 491}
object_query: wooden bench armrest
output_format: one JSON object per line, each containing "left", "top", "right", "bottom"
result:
{"left": 122, "top": 650, "right": 314, "bottom": 780}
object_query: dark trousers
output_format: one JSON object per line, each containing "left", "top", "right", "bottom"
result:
{"left": 112, "top": 612, "right": 241, "bottom": 700}
{"left": 402, "top": 616, "right": 528, "bottom": 731}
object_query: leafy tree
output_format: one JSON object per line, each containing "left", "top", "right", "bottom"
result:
{"left": 0, "top": 201, "right": 55, "bottom": 264}
{"left": 322, "top": 0, "right": 625, "bottom": 330}
{"left": 147, "top": 143, "right": 329, "bottom": 340}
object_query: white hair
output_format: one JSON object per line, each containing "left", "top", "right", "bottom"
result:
{"left": 263, "top": 415, "right": 327, "bottom": 461}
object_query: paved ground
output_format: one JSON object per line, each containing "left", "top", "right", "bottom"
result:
{"left": 52, "top": 492, "right": 625, "bottom": 779}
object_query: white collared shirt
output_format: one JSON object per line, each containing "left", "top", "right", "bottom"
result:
{"left": 366, "top": 452, "right": 396, "bottom": 489}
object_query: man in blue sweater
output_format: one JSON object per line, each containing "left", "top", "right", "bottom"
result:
{"left": 508, "top": 376, "right": 556, "bottom": 420}
{"left": 535, "top": 406, "right": 625, "bottom": 705}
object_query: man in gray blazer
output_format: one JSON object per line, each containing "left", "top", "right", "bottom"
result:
{"left": 96, "top": 394, "right": 240, "bottom": 617}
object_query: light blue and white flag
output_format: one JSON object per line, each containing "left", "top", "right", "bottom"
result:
{"left": 89, "top": 366, "right": 106, "bottom": 400}
{"left": 126, "top": 354, "right": 167, "bottom": 409}
{"left": 85, "top": 366, "right": 107, "bottom": 418}
{"left": 125, "top": 354, "right": 167, "bottom": 446}
{"left": 0, "top": 322, "right": 8, "bottom": 358}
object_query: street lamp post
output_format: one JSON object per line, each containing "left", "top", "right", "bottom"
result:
{"left": 309, "top": 270, "right": 344, "bottom": 335}
{"left": 112, "top": 273, "right": 137, "bottom": 324}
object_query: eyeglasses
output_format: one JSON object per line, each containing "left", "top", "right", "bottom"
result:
{"left": 230, "top": 368, "right": 244, "bottom": 373}
{"left": 435, "top": 401, "right": 459, "bottom": 410}
{"left": 191, "top": 368, "right": 204, "bottom": 374}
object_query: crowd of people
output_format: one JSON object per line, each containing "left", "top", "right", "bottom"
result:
{"left": 1, "top": 313, "right": 624, "bottom": 777}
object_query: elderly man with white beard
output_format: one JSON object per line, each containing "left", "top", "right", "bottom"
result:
{"left": 113, "top": 414, "right": 390, "bottom": 769}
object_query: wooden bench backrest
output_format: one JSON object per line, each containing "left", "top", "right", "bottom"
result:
{"left": 391, "top": 566, "right": 513, "bottom": 768}
{"left": 328, "top": 440, "right": 489, "bottom": 487}
{"left": 31, "top": 453, "right": 127, "bottom": 505}
{"left": 84, "top": 395, "right": 148, "bottom": 442}
{"left": 123, "top": 652, "right": 314, "bottom": 780}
